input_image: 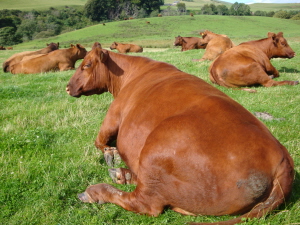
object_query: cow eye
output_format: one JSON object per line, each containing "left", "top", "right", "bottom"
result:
{"left": 83, "top": 63, "right": 91, "bottom": 69}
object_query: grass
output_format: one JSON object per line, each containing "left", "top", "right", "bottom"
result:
{"left": 1, "top": 15, "right": 300, "bottom": 225}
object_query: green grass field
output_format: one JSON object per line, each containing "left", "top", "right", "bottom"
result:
{"left": 1, "top": 14, "right": 300, "bottom": 225}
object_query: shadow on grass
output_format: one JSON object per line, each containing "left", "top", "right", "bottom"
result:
{"left": 278, "top": 67, "right": 300, "bottom": 73}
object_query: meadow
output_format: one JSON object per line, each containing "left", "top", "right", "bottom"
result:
{"left": 1, "top": 15, "right": 300, "bottom": 224}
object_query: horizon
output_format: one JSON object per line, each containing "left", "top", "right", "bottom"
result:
{"left": 224, "top": 0, "right": 300, "bottom": 4}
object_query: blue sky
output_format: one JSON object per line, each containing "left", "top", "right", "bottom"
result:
{"left": 224, "top": 0, "right": 300, "bottom": 3}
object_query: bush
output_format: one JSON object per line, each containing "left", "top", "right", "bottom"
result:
{"left": 273, "top": 10, "right": 291, "bottom": 19}
{"left": 291, "top": 12, "right": 300, "bottom": 20}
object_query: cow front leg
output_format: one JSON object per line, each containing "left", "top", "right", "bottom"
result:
{"left": 108, "top": 168, "right": 138, "bottom": 185}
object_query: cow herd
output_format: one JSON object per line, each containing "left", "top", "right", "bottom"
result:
{"left": 2, "top": 30, "right": 298, "bottom": 225}
{"left": 174, "top": 30, "right": 298, "bottom": 91}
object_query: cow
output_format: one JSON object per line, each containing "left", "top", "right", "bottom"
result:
{"left": 209, "top": 32, "right": 299, "bottom": 89}
{"left": 174, "top": 35, "right": 207, "bottom": 51}
{"left": 194, "top": 30, "right": 234, "bottom": 61}
{"left": 0, "top": 46, "right": 6, "bottom": 50}
{"left": 10, "top": 44, "right": 87, "bottom": 74}
{"left": 110, "top": 42, "right": 143, "bottom": 53}
{"left": 2, "top": 42, "right": 59, "bottom": 72}
{"left": 66, "top": 43, "right": 294, "bottom": 225}
{"left": 7, "top": 47, "right": 13, "bottom": 50}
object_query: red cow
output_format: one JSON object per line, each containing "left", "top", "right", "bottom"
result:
{"left": 66, "top": 44, "right": 294, "bottom": 225}
{"left": 110, "top": 42, "right": 143, "bottom": 53}
{"left": 194, "top": 30, "right": 234, "bottom": 61}
{"left": 209, "top": 32, "right": 298, "bottom": 88}
{"left": 2, "top": 42, "right": 59, "bottom": 72}
{"left": 10, "top": 44, "right": 87, "bottom": 74}
{"left": 174, "top": 36, "right": 207, "bottom": 51}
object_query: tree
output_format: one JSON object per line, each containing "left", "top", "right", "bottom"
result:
{"left": 84, "top": 0, "right": 118, "bottom": 22}
{"left": 177, "top": 3, "right": 186, "bottom": 13}
{"left": 216, "top": 5, "right": 229, "bottom": 15}
{"left": 273, "top": 10, "right": 291, "bottom": 19}
{"left": 229, "top": 2, "right": 251, "bottom": 16}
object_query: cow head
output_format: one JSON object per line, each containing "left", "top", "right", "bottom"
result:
{"left": 66, "top": 44, "right": 109, "bottom": 97}
{"left": 268, "top": 32, "right": 295, "bottom": 59}
{"left": 47, "top": 42, "right": 59, "bottom": 50}
{"left": 174, "top": 36, "right": 185, "bottom": 46}
{"left": 71, "top": 44, "right": 88, "bottom": 59}
{"left": 110, "top": 42, "right": 118, "bottom": 50}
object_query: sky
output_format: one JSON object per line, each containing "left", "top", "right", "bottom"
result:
{"left": 224, "top": 0, "right": 300, "bottom": 4}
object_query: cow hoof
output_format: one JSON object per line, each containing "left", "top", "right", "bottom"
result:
{"left": 104, "top": 147, "right": 121, "bottom": 167}
{"left": 293, "top": 81, "right": 299, "bottom": 85}
{"left": 108, "top": 168, "right": 133, "bottom": 185}
{"left": 78, "top": 192, "right": 94, "bottom": 203}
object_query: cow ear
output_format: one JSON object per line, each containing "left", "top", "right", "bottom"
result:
{"left": 70, "top": 44, "right": 75, "bottom": 48}
{"left": 277, "top": 32, "right": 283, "bottom": 37}
{"left": 267, "top": 32, "right": 276, "bottom": 39}
{"left": 99, "top": 50, "right": 108, "bottom": 63}
{"left": 57, "top": 42, "right": 59, "bottom": 47}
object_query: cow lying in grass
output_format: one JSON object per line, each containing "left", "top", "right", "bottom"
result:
{"left": 10, "top": 44, "right": 87, "bottom": 74}
{"left": 2, "top": 42, "right": 59, "bottom": 72}
{"left": 66, "top": 42, "right": 294, "bottom": 225}
{"left": 110, "top": 42, "right": 143, "bottom": 53}
{"left": 209, "top": 32, "right": 298, "bottom": 89}
{"left": 174, "top": 36, "right": 207, "bottom": 51}
{"left": 194, "top": 30, "right": 234, "bottom": 61}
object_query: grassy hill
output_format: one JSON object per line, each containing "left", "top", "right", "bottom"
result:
{"left": 10, "top": 15, "right": 300, "bottom": 51}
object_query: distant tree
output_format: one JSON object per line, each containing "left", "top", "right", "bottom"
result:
{"left": 266, "top": 11, "right": 275, "bottom": 17}
{"left": 0, "top": 26, "right": 22, "bottom": 45}
{"left": 229, "top": 2, "right": 251, "bottom": 16}
{"left": 216, "top": 5, "right": 229, "bottom": 15}
{"left": 291, "top": 12, "right": 300, "bottom": 20}
{"left": 201, "top": 4, "right": 213, "bottom": 15}
{"left": 273, "top": 10, "right": 291, "bottom": 19}
{"left": 84, "top": 0, "right": 117, "bottom": 22}
{"left": 254, "top": 10, "right": 266, "bottom": 16}
{"left": 177, "top": 3, "right": 186, "bottom": 13}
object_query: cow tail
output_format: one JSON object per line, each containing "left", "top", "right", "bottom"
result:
{"left": 189, "top": 154, "right": 294, "bottom": 225}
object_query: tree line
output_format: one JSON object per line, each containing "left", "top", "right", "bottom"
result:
{"left": 1, "top": 0, "right": 299, "bottom": 46}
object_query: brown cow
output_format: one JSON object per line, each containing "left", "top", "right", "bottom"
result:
{"left": 66, "top": 44, "right": 294, "bottom": 225}
{"left": 7, "top": 47, "right": 13, "bottom": 50}
{"left": 3, "top": 42, "right": 59, "bottom": 72}
{"left": 110, "top": 42, "right": 143, "bottom": 53}
{"left": 0, "top": 46, "right": 6, "bottom": 50}
{"left": 209, "top": 32, "right": 298, "bottom": 88}
{"left": 10, "top": 44, "right": 87, "bottom": 74}
{"left": 194, "top": 30, "right": 234, "bottom": 61}
{"left": 174, "top": 35, "right": 207, "bottom": 51}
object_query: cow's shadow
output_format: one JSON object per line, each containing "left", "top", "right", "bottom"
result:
{"left": 278, "top": 67, "right": 300, "bottom": 73}
{"left": 283, "top": 169, "right": 300, "bottom": 210}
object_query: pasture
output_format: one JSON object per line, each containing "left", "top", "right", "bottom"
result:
{"left": 1, "top": 15, "right": 300, "bottom": 224}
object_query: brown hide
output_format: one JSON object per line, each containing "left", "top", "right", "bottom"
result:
{"left": 174, "top": 36, "right": 207, "bottom": 51}
{"left": 10, "top": 44, "right": 87, "bottom": 74}
{"left": 110, "top": 42, "right": 143, "bottom": 53}
{"left": 2, "top": 42, "right": 59, "bottom": 72}
{"left": 196, "top": 30, "right": 234, "bottom": 61}
{"left": 66, "top": 45, "right": 294, "bottom": 224}
{"left": 209, "top": 32, "right": 298, "bottom": 88}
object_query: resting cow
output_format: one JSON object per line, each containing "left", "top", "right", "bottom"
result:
{"left": 110, "top": 42, "right": 143, "bottom": 53}
{"left": 209, "top": 32, "right": 299, "bottom": 88}
{"left": 194, "top": 30, "right": 234, "bottom": 61}
{"left": 66, "top": 44, "right": 294, "bottom": 225}
{"left": 10, "top": 44, "right": 87, "bottom": 74}
{"left": 174, "top": 36, "right": 206, "bottom": 51}
{"left": 2, "top": 42, "right": 59, "bottom": 72}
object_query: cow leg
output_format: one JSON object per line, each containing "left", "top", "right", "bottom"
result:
{"left": 78, "top": 183, "right": 165, "bottom": 216}
{"left": 94, "top": 103, "right": 122, "bottom": 166}
{"left": 108, "top": 168, "right": 138, "bottom": 185}
{"left": 263, "top": 79, "right": 299, "bottom": 87}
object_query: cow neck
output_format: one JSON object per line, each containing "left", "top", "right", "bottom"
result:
{"left": 105, "top": 52, "right": 131, "bottom": 98}
{"left": 247, "top": 38, "right": 274, "bottom": 59}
